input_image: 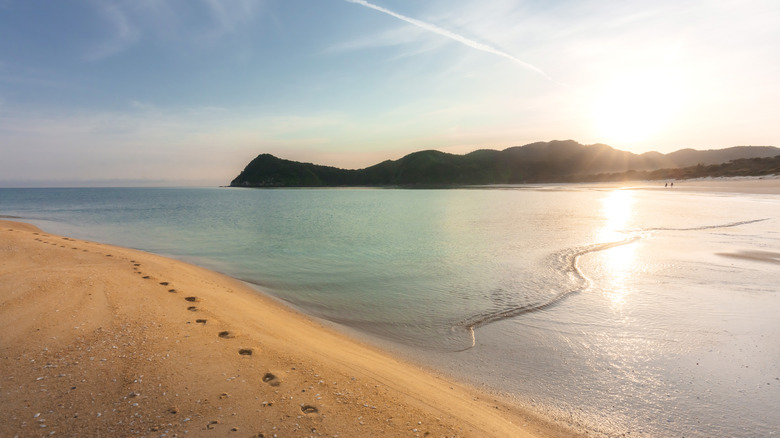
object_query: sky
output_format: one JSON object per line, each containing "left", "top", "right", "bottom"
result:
{"left": 1, "top": 0, "right": 778, "bottom": 187}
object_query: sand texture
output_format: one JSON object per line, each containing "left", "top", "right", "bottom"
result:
{"left": 0, "top": 220, "right": 572, "bottom": 438}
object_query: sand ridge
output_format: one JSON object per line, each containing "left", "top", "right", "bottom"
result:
{"left": 0, "top": 220, "right": 573, "bottom": 438}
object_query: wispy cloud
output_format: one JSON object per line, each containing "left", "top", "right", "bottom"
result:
{"left": 201, "top": 0, "right": 258, "bottom": 38}
{"left": 82, "top": 0, "right": 261, "bottom": 61}
{"left": 83, "top": 3, "right": 140, "bottom": 61}
{"left": 344, "top": 0, "right": 552, "bottom": 81}
{"left": 325, "top": 25, "right": 427, "bottom": 54}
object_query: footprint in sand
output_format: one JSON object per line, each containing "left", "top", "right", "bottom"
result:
{"left": 262, "top": 373, "right": 280, "bottom": 387}
{"left": 184, "top": 296, "right": 199, "bottom": 302}
{"left": 160, "top": 281, "right": 169, "bottom": 286}
{"left": 301, "top": 405, "right": 318, "bottom": 414}
{"left": 187, "top": 306, "right": 198, "bottom": 311}
{"left": 168, "top": 289, "right": 177, "bottom": 293}
{"left": 142, "top": 276, "right": 150, "bottom": 279}
{"left": 238, "top": 349, "right": 253, "bottom": 356}
{"left": 195, "top": 319, "right": 207, "bottom": 324}
{"left": 218, "top": 331, "right": 235, "bottom": 339}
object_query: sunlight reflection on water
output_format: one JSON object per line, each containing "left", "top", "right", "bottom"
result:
{"left": 599, "top": 190, "right": 637, "bottom": 311}
{"left": 598, "top": 189, "right": 633, "bottom": 240}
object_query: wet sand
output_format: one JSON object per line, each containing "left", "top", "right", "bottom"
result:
{"left": 610, "top": 175, "right": 780, "bottom": 194}
{"left": 656, "top": 175, "right": 780, "bottom": 194}
{"left": 716, "top": 250, "right": 780, "bottom": 264}
{"left": 0, "top": 220, "right": 573, "bottom": 437}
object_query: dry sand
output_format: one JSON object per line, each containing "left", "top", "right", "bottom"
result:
{"left": 0, "top": 220, "right": 574, "bottom": 438}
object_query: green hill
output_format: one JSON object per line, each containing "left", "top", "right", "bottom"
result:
{"left": 230, "top": 141, "right": 779, "bottom": 187}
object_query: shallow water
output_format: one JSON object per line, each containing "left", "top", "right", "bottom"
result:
{"left": 2, "top": 185, "right": 778, "bottom": 436}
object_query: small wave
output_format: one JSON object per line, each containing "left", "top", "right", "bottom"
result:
{"left": 454, "top": 234, "right": 641, "bottom": 351}
{"left": 647, "top": 218, "right": 769, "bottom": 232}
{"left": 454, "top": 218, "right": 770, "bottom": 351}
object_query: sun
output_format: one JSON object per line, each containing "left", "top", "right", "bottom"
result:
{"left": 591, "top": 70, "right": 683, "bottom": 145}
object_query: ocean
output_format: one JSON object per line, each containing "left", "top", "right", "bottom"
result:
{"left": 1, "top": 185, "right": 778, "bottom": 437}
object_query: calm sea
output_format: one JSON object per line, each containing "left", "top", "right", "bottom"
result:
{"left": 1, "top": 186, "right": 778, "bottom": 437}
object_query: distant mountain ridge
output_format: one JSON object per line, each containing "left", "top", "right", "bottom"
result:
{"left": 230, "top": 140, "right": 779, "bottom": 187}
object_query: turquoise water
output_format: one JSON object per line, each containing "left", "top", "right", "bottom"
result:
{"left": 2, "top": 186, "right": 779, "bottom": 437}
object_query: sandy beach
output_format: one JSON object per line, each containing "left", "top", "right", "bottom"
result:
{"left": 0, "top": 219, "right": 574, "bottom": 438}
{"left": 649, "top": 175, "right": 780, "bottom": 194}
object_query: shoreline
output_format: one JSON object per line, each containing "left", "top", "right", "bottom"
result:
{"left": 548, "top": 175, "right": 780, "bottom": 194}
{"left": 0, "top": 220, "right": 576, "bottom": 437}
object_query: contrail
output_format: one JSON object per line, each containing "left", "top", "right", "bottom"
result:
{"left": 344, "top": 0, "right": 552, "bottom": 81}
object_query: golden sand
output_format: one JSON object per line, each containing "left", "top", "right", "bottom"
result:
{"left": 0, "top": 220, "right": 573, "bottom": 437}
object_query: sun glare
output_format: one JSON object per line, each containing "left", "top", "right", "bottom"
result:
{"left": 591, "top": 70, "right": 684, "bottom": 145}
{"left": 600, "top": 189, "right": 632, "bottom": 241}
{"left": 598, "top": 189, "right": 637, "bottom": 311}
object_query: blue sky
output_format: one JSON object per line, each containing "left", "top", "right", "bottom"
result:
{"left": 1, "top": 0, "right": 778, "bottom": 186}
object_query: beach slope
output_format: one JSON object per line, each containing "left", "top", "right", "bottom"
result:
{"left": 0, "top": 220, "right": 570, "bottom": 437}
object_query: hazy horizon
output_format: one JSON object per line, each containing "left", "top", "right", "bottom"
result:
{"left": 2, "top": 0, "right": 779, "bottom": 187}
{"left": 4, "top": 140, "right": 779, "bottom": 188}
